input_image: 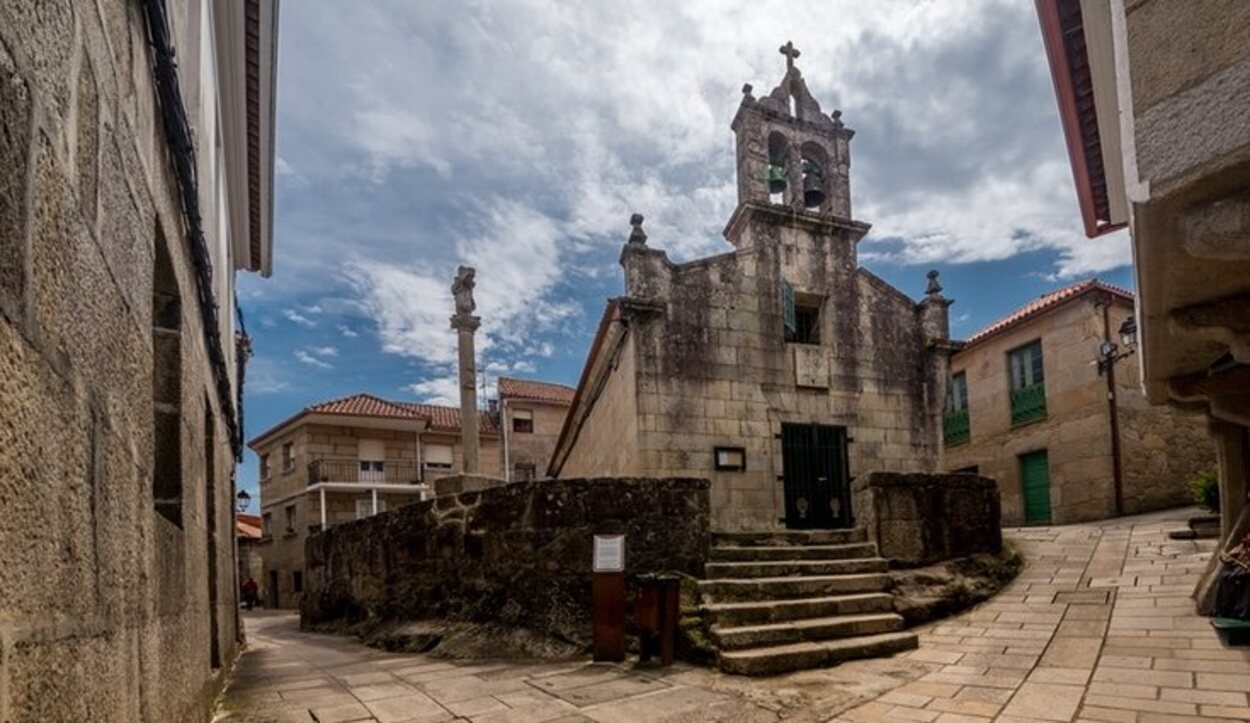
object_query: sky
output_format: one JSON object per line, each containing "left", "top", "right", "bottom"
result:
{"left": 236, "top": 0, "right": 1135, "bottom": 507}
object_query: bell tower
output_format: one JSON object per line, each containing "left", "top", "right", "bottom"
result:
{"left": 727, "top": 42, "right": 860, "bottom": 248}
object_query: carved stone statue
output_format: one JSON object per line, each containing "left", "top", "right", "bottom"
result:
{"left": 452, "top": 265, "right": 476, "bottom": 316}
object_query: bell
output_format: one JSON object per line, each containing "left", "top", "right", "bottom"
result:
{"left": 766, "top": 164, "right": 787, "bottom": 194}
{"left": 802, "top": 165, "right": 826, "bottom": 208}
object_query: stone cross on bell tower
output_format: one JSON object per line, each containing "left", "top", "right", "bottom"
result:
{"left": 450, "top": 266, "right": 481, "bottom": 474}
{"left": 779, "top": 41, "right": 800, "bottom": 71}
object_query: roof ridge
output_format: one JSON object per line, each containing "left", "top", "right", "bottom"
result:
{"left": 962, "top": 277, "right": 1133, "bottom": 348}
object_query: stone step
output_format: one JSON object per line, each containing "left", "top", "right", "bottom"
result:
{"left": 710, "top": 542, "right": 879, "bottom": 562}
{"left": 712, "top": 612, "right": 905, "bottom": 651}
{"left": 702, "top": 592, "right": 895, "bottom": 627}
{"left": 704, "top": 558, "right": 889, "bottom": 579}
{"left": 718, "top": 631, "right": 919, "bottom": 676}
{"left": 713, "top": 529, "right": 867, "bottom": 547}
{"left": 698, "top": 573, "right": 890, "bottom": 603}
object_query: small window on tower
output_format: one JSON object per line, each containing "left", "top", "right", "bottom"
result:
{"left": 787, "top": 303, "right": 821, "bottom": 345}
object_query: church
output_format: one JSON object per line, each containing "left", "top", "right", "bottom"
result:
{"left": 548, "top": 44, "right": 954, "bottom": 531}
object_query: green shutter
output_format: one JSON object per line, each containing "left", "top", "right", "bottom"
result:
{"left": 781, "top": 279, "right": 796, "bottom": 337}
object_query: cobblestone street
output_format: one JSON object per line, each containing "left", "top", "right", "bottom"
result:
{"left": 217, "top": 509, "right": 1250, "bottom": 722}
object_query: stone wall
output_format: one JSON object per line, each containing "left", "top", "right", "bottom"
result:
{"left": 256, "top": 422, "right": 503, "bottom": 609}
{"left": 854, "top": 472, "right": 1002, "bottom": 567}
{"left": 302, "top": 478, "right": 710, "bottom": 644}
{"left": 0, "top": 2, "right": 244, "bottom": 720}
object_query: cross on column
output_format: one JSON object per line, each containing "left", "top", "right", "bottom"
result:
{"left": 779, "top": 41, "right": 800, "bottom": 71}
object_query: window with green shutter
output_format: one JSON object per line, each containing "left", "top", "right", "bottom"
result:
{"left": 1007, "top": 340, "right": 1046, "bottom": 425}
{"left": 944, "top": 372, "right": 970, "bottom": 446}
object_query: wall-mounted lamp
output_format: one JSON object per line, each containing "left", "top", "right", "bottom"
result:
{"left": 235, "top": 489, "right": 252, "bottom": 514}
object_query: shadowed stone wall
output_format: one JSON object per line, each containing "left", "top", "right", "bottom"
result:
{"left": 854, "top": 472, "right": 1002, "bottom": 567}
{"left": 302, "top": 478, "right": 710, "bottom": 645}
{"left": 0, "top": 1, "right": 247, "bottom": 720}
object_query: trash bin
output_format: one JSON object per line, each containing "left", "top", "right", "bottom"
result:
{"left": 635, "top": 573, "right": 680, "bottom": 666}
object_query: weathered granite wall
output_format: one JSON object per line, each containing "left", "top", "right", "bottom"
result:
{"left": 854, "top": 472, "right": 1002, "bottom": 567}
{"left": 302, "top": 478, "right": 710, "bottom": 645}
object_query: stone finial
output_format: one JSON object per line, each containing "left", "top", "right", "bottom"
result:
{"left": 831, "top": 109, "right": 844, "bottom": 129}
{"left": 628, "top": 213, "right": 647, "bottom": 246}
{"left": 741, "top": 83, "right": 754, "bottom": 101}
{"left": 779, "top": 41, "right": 801, "bottom": 71}
{"left": 925, "top": 270, "right": 943, "bottom": 297}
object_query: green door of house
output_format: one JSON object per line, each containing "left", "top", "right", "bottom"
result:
{"left": 1019, "top": 450, "right": 1051, "bottom": 524}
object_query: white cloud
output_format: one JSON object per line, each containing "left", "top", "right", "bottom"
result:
{"left": 403, "top": 376, "right": 458, "bottom": 406}
{"left": 283, "top": 308, "right": 316, "bottom": 327}
{"left": 261, "top": 0, "right": 1133, "bottom": 398}
{"left": 309, "top": 345, "right": 338, "bottom": 357}
{"left": 295, "top": 350, "right": 333, "bottom": 369}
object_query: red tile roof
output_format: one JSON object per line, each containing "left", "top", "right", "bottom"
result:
{"left": 497, "top": 377, "right": 576, "bottom": 405}
{"left": 962, "top": 278, "right": 1133, "bottom": 350}
{"left": 248, "top": 392, "right": 502, "bottom": 448}
{"left": 307, "top": 393, "right": 421, "bottom": 419}
{"left": 236, "top": 513, "right": 263, "bottom": 540}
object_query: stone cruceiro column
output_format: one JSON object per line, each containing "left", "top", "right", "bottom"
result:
{"left": 450, "top": 266, "right": 481, "bottom": 474}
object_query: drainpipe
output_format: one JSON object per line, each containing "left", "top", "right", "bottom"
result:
{"left": 502, "top": 397, "right": 511, "bottom": 482}
{"left": 1101, "top": 299, "right": 1125, "bottom": 517}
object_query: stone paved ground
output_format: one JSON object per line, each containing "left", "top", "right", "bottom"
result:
{"left": 218, "top": 509, "right": 1250, "bottom": 723}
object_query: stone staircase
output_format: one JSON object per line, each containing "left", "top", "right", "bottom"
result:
{"left": 699, "top": 529, "right": 917, "bottom": 676}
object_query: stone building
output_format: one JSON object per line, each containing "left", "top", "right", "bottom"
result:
{"left": 944, "top": 279, "right": 1214, "bottom": 525}
{"left": 1036, "top": 0, "right": 1250, "bottom": 603}
{"left": 549, "top": 47, "right": 952, "bottom": 531}
{"left": 253, "top": 389, "right": 563, "bottom": 609}
{"left": 497, "top": 376, "right": 575, "bottom": 481}
{"left": 0, "top": 0, "right": 279, "bottom": 720}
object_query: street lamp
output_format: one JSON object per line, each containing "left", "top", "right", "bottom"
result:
{"left": 1098, "top": 315, "right": 1137, "bottom": 375}
{"left": 1118, "top": 314, "right": 1137, "bottom": 349}
{"left": 235, "top": 489, "right": 252, "bottom": 514}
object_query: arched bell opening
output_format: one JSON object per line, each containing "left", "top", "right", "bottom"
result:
{"left": 767, "top": 131, "right": 791, "bottom": 206}
{"left": 800, "top": 142, "right": 829, "bottom": 211}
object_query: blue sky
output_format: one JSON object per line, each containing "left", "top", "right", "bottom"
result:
{"left": 236, "top": 0, "right": 1133, "bottom": 508}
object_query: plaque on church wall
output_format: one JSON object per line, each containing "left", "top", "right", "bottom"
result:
{"left": 793, "top": 345, "right": 830, "bottom": 389}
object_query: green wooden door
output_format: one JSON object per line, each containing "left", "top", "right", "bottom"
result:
{"left": 1019, "top": 450, "right": 1051, "bottom": 524}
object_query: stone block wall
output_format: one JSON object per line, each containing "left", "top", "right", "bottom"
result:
{"left": 302, "top": 478, "right": 710, "bottom": 645}
{"left": 0, "top": 1, "right": 244, "bottom": 720}
{"left": 854, "top": 472, "right": 1002, "bottom": 567}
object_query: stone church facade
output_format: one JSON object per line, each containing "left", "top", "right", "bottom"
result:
{"left": 549, "top": 49, "right": 952, "bottom": 531}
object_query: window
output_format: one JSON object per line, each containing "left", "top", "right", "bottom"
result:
{"left": 781, "top": 282, "right": 821, "bottom": 344}
{"left": 260, "top": 453, "right": 270, "bottom": 480}
{"left": 512, "top": 409, "right": 534, "bottom": 434}
{"left": 424, "top": 444, "right": 454, "bottom": 471}
{"left": 358, "top": 460, "right": 384, "bottom": 482}
{"left": 281, "top": 442, "right": 294, "bottom": 472}
{"left": 284, "top": 504, "right": 296, "bottom": 533}
{"left": 355, "top": 497, "right": 387, "bottom": 519}
{"left": 262, "top": 513, "right": 272, "bottom": 537}
{"left": 292, "top": 571, "right": 303, "bottom": 594}
{"left": 152, "top": 228, "right": 183, "bottom": 527}
{"left": 1008, "top": 340, "right": 1045, "bottom": 390}
{"left": 944, "top": 372, "right": 970, "bottom": 446}
{"left": 1007, "top": 341, "right": 1047, "bottom": 425}
{"left": 514, "top": 463, "right": 537, "bottom": 481}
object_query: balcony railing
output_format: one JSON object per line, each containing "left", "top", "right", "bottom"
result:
{"left": 307, "top": 459, "right": 421, "bottom": 486}
{"left": 1010, "top": 383, "right": 1047, "bottom": 426}
{"left": 943, "top": 409, "right": 970, "bottom": 446}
